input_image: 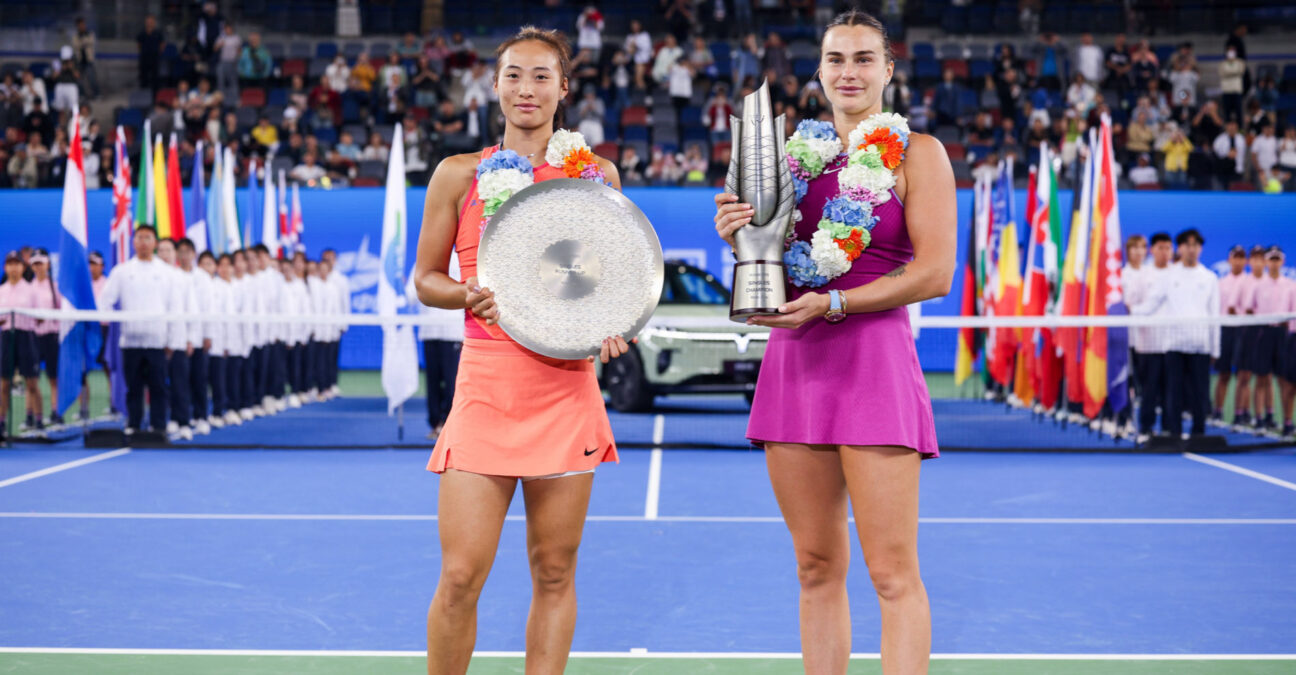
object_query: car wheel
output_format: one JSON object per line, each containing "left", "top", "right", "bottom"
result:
{"left": 606, "top": 345, "right": 654, "bottom": 412}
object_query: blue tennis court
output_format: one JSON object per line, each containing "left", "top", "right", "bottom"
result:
{"left": 2, "top": 395, "right": 1295, "bottom": 673}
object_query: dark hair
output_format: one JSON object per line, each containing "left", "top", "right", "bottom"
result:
{"left": 494, "top": 25, "right": 572, "bottom": 131}
{"left": 198, "top": 251, "right": 215, "bottom": 263}
{"left": 135, "top": 224, "right": 158, "bottom": 238}
{"left": 822, "top": 8, "right": 893, "bottom": 64}
{"left": 218, "top": 253, "right": 233, "bottom": 265}
{"left": 1149, "top": 232, "right": 1173, "bottom": 246}
{"left": 1176, "top": 228, "right": 1204, "bottom": 246}
{"left": 156, "top": 237, "right": 177, "bottom": 249}
{"left": 252, "top": 243, "right": 270, "bottom": 255}
{"left": 177, "top": 238, "right": 196, "bottom": 251}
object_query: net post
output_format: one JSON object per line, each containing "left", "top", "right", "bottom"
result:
{"left": 4, "top": 310, "right": 12, "bottom": 445}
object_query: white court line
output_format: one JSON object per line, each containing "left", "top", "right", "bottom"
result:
{"left": 1, "top": 512, "right": 1293, "bottom": 525}
{"left": 1184, "top": 452, "right": 1296, "bottom": 493}
{"left": 644, "top": 414, "right": 664, "bottom": 520}
{"left": 0, "top": 448, "right": 130, "bottom": 489}
{"left": 0, "top": 648, "right": 1293, "bottom": 660}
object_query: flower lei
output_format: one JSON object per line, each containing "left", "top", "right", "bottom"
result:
{"left": 475, "top": 129, "right": 608, "bottom": 232}
{"left": 782, "top": 113, "right": 910, "bottom": 288}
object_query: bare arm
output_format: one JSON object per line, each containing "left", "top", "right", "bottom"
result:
{"left": 843, "top": 133, "right": 957, "bottom": 314}
{"left": 411, "top": 153, "right": 475, "bottom": 310}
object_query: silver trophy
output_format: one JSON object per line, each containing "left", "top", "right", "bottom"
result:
{"left": 724, "top": 80, "right": 796, "bottom": 322}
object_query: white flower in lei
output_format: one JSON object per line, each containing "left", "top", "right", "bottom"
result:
{"left": 848, "top": 112, "right": 909, "bottom": 148}
{"left": 839, "top": 162, "right": 895, "bottom": 203}
{"left": 809, "top": 229, "right": 851, "bottom": 279}
{"left": 477, "top": 168, "right": 534, "bottom": 205}
{"left": 544, "top": 128, "right": 588, "bottom": 168}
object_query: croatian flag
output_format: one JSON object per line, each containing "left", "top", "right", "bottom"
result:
{"left": 56, "top": 110, "right": 99, "bottom": 416}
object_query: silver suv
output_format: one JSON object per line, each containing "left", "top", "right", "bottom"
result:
{"left": 601, "top": 261, "right": 770, "bottom": 412}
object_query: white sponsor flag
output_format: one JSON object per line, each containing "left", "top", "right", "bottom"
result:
{"left": 378, "top": 125, "right": 418, "bottom": 414}
{"left": 261, "top": 155, "right": 279, "bottom": 258}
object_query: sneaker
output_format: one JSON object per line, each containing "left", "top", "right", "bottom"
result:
{"left": 1283, "top": 423, "right": 1295, "bottom": 438}
{"left": 170, "top": 426, "right": 193, "bottom": 442}
{"left": 50, "top": 413, "right": 65, "bottom": 426}
{"left": 195, "top": 420, "right": 212, "bottom": 435}
{"left": 208, "top": 414, "right": 225, "bottom": 429}
{"left": 1120, "top": 421, "right": 1137, "bottom": 439}
{"left": 287, "top": 394, "right": 302, "bottom": 408}
{"left": 223, "top": 410, "right": 242, "bottom": 426}
{"left": 124, "top": 426, "right": 136, "bottom": 436}
{"left": 1101, "top": 419, "right": 1118, "bottom": 437}
{"left": 330, "top": 385, "right": 341, "bottom": 397}
{"left": 251, "top": 405, "right": 266, "bottom": 417}
{"left": 1135, "top": 433, "right": 1150, "bottom": 445}
{"left": 166, "top": 421, "right": 180, "bottom": 434}
{"left": 239, "top": 408, "right": 254, "bottom": 421}
{"left": 262, "top": 395, "right": 276, "bottom": 410}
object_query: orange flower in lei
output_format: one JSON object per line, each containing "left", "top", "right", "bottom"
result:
{"left": 562, "top": 147, "right": 598, "bottom": 178}
{"left": 858, "top": 128, "right": 905, "bottom": 170}
{"left": 836, "top": 229, "right": 867, "bottom": 261}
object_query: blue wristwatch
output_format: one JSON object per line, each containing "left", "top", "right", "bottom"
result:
{"left": 825, "top": 290, "right": 847, "bottom": 323}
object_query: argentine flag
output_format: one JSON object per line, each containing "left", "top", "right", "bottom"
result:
{"left": 56, "top": 110, "right": 99, "bottom": 416}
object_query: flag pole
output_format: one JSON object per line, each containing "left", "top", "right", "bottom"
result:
{"left": 4, "top": 310, "right": 12, "bottom": 444}
{"left": 397, "top": 400, "right": 404, "bottom": 441}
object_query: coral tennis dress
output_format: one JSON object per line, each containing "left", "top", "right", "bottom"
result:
{"left": 427, "top": 146, "right": 619, "bottom": 477}
{"left": 746, "top": 154, "right": 940, "bottom": 459}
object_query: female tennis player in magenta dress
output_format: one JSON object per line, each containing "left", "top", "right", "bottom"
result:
{"left": 411, "top": 27, "right": 627, "bottom": 675}
{"left": 715, "top": 10, "right": 956, "bottom": 674}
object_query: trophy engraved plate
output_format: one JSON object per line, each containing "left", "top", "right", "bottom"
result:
{"left": 477, "top": 179, "right": 665, "bottom": 360}
{"left": 724, "top": 79, "right": 795, "bottom": 322}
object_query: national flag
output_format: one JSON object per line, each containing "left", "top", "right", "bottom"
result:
{"left": 261, "top": 158, "right": 279, "bottom": 258}
{"left": 110, "top": 126, "right": 132, "bottom": 264}
{"left": 1082, "top": 116, "right": 1129, "bottom": 418}
{"left": 188, "top": 140, "right": 208, "bottom": 252}
{"left": 1032, "top": 146, "right": 1065, "bottom": 410}
{"left": 206, "top": 147, "right": 225, "bottom": 255}
{"left": 277, "top": 170, "right": 289, "bottom": 257}
{"left": 289, "top": 181, "right": 304, "bottom": 252}
{"left": 989, "top": 158, "right": 1021, "bottom": 387}
{"left": 55, "top": 110, "right": 99, "bottom": 416}
{"left": 221, "top": 147, "right": 241, "bottom": 251}
{"left": 134, "top": 120, "right": 153, "bottom": 227}
{"left": 166, "top": 134, "right": 186, "bottom": 240}
{"left": 954, "top": 176, "right": 982, "bottom": 386}
{"left": 1058, "top": 133, "right": 1096, "bottom": 409}
{"left": 244, "top": 158, "right": 259, "bottom": 248}
{"left": 153, "top": 135, "right": 171, "bottom": 238}
{"left": 378, "top": 125, "right": 418, "bottom": 414}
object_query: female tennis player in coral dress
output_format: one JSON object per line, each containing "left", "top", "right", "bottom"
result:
{"left": 714, "top": 10, "right": 956, "bottom": 675}
{"left": 411, "top": 26, "right": 626, "bottom": 675}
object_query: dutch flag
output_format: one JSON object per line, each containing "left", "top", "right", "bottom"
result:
{"left": 56, "top": 110, "right": 99, "bottom": 417}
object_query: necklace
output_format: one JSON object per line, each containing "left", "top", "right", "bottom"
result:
{"left": 782, "top": 112, "right": 910, "bottom": 288}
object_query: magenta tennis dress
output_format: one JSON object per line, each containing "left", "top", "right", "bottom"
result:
{"left": 746, "top": 154, "right": 940, "bottom": 459}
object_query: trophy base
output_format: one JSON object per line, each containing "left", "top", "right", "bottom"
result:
{"left": 730, "top": 260, "right": 787, "bottom": 323}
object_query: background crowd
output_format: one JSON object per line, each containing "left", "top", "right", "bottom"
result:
{"left": 1, "top": 1, "right": 1294, "bottom": 194}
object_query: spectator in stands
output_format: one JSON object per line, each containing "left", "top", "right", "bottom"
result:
{"left": 1104, "top": 33, "right": 1132, "bottom": 95}
{"left": 83, "top": 116, "right": 103, "bottom": 156}
{"left": 432, "top": 99, "right": 475, "bottom": 154}
{"left": 308, "top": 75, "right": 341, "bottom": 129}
{"left": 933, "top": 68, "right": 964, "bottom": 132}
{"left": 424, "top": 35, "right": 450, "bottom": 76}
{"left": 397, "top": 33, "right": 422, "bottom": 60}
{"left": 282, "top": 131, "right": 304, "bottom": 164}
{"left": 72, "top": 17, "right": 98, "bottom": 98}
{"left": 379, "top": 52, "right": 409, "bottom": 121}
{"left": 577, "top": 7, "right": 604, "bottom": 61}
{"left": 624, "top": 20, "right": 652, "bottom": 90}
{"left": 333, "top": 130, "right": 360, "bottom": 163}
{"left": 290, "top": 151, "right": 326, "bottom": 186}
{"left": 652, "top": 34, "right": 684, "bottom": 86}
{"left": 1032, "top": 32, "right": 1067, "bottom": 90}
{"left": 137, "top": 14, "right": 165, "bottom": 91}
{"left": 646, "top": 145, "right": 682, "bottom": 185}
{"left": 967, "top": 112, "right": 996, "bottom": 164}
{"left": 762, "top": 32, "right": 790, "bottom": 81}
{"left": 669, "top": 60, "right": 694, "bottom": 124}
{"left": 996, "top": 67, "right": 1022, "bottom": 125}
{"left": 1074, "top": 33, "right": 1103, "bottom": 84}
{"left": 1251, "top": 122, "right": 1278, "bottom": 186}
{"left": 0, "top": 74, "right": 20, "bottom": 130}
{"left": 1218, "top": 47, "right": 1246, "bottom": 124}
{"left": 0, "top": 147, "right": 12, "bottom": 189}
{"left": 1213, "top": 120, "right": 1246, "bottom": 186}
{"left": 459, "top": 60, "right": 492, "bottom": 115}
{"left": 994, "top": 43, "right": 1017, "bottom": 77}
{"left": 238, "top": 32, "right": 273, "bottom": 84}
{"left": 1244, "top": 100, "right": 1267, "bottom": 136}
{"left": 179, "top": 36, "right": 206, "bottom": 84}
{"left": 619, "top": 145, "right": 645, "bottom": 184}
{"left": 1130, "top": 40, "right": 1158, "bottom": 93}
{"left": 731, "top": 33, "right": 762, "bottom": 92}
{"left": 801, "top": 75, "right": 831, "bottom": 119}
{"left": 681, "top": 144, "right": 707, "bottom": 184}
{"left": 349, "top": 53, "right": 376, "bottom": 99}
{"left": 1129, "top": 153, "right": 1159, "bottom": 187}
{"left": 7, "top": 143, "right": 36, "bottom": 188}
{"left": 147, "top": 101, "right": 174, "bottom": 141}
{"left": 1278, "top": 127, "right": 1296, "bottom": 191}
{"left": 214, "top": 24, "right": 242, "bottom": 102}
{"left": 361, "top": 131, "right": 389, "bottom": 163}
{"left": 445, "top": 31, "right": 477, "bottom": 74}
{"left": 1191, "top": 99, "right": 1223, "bottom": 147}
{"left": 605, "top": 48, "right": 632, "bottom": 113}
{"left": 219, "top": 110, "right": 241, "bottom": 146}
{"left": 663, "top": 0, "right": 696, "bottom": 44}
{"left": 1126, "top": 110, "right": 1154, "bottom": 158}
{"left": 688, "top": 36, "right": 718, "bottom": 83}
{"left": 195, "top": 1, "right": 223, "bottom": 65}
{"left": 702, "top": 84, "right": 733, "bottom": 143}
{"left": 576, "top": 87, "right": 605, "bottom": 146}
{"left": 412, "top": 56, "right": 445, "bottom": 108}
{"left": 974, "top": 74, "right": 998, "bottom": 115}
{"left": 1255, "top": 75, "right": 1278, "bottom": 119}
{"left": 1167, "top": 58, "right": 1199, "bottom": 120}
{"left": 1225, "top": 23, "right": 1248, "bottom": 60}
{"left": 251, "top": 116, "right": 278, "bottom": 155}
{"left": 51, "top": 49, "right": 80, "bottom": 119}
{"left": 324, "top": 55, "right": 349, "bottom": 94}
{"left": 403, "top": 116, "right": 428, "bottom": 183}
{"left": 20, "top": 70, "right": 48, "bottom": 116}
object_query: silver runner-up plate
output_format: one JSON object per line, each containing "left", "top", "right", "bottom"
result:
{"left": 477, "top": 179, "right": 665, "bottom": 360}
